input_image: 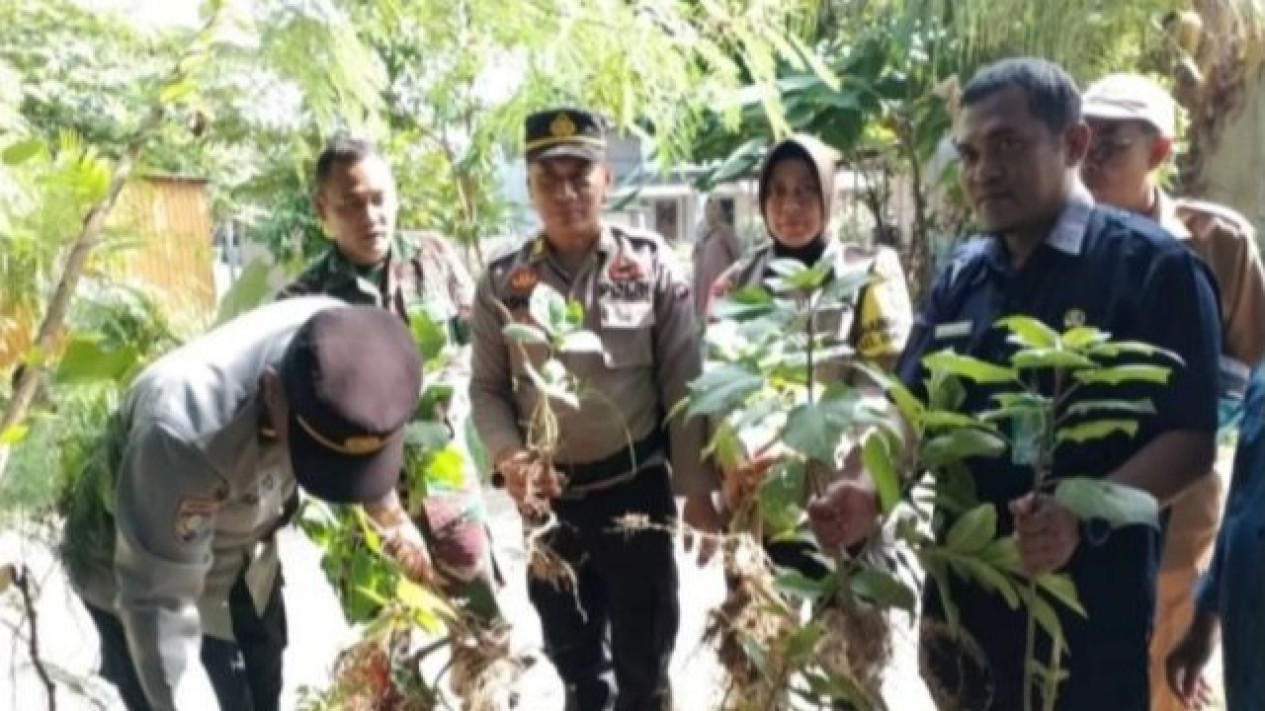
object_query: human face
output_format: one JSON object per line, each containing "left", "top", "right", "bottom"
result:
{"left": 528, "top": 156, "right": 610, "bottom": 253}
{"left": 955, "top": 86, "right": 1089, "bottom": 235}
{"left": 1081, "top": 119, "right": 1168, "bottom": 210}
{"left": 764, "top": 158, "right": 823, "bottom": 249}
{"left": 314, "top": 154, "right": 398, "bottom": 267}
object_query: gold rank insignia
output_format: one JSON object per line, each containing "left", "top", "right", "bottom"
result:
{"left": 509, "top": 266, "right": 539, "bottom": 293}
{"left": 342, "top": 435, "right": 385, "bottom": 455}
{"left": 1063, "top": 308, "right": 1086, "bottom": 329}
{"left": 550, "top": 112, "right": 577, "bottom": 138}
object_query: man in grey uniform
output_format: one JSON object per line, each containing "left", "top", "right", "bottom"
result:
{"left": 469, "top": 108, "right": 720, "bottom": 711}
{"left": 64, "top": 298, "right": 432, "bottom": 711}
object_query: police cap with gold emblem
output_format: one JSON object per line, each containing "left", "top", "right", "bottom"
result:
{"left": 524, "top": 108, "right": 606, "bottom": 162}
{"left": 281, "top": 306, "right": 422, "bottom": 504}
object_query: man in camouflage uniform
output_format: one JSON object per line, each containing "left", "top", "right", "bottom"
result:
{"left": 469, "top": 108, "right": 719, "bottom": 711}
{"left": 1080, "top": 74, "right": 1265, "bottom": 711}
{"left": 277, "top": 137, "right": 501, "bottom": 620}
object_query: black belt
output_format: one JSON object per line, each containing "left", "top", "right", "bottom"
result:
{"left": 559, "top": 430, "right": 667, "bottom": 490}
{"left": 492, "top": 430, "right": 667, "bottom": 490}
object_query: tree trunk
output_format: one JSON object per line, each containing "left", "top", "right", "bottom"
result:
{"left": 1190, "top": 70, "right": 1265, "bottom": 236}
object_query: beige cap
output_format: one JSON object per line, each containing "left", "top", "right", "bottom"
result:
{"left": 1083, "top": 74, "right": 1177, "bottom": 138}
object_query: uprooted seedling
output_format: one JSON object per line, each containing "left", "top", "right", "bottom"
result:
{"left": 301, "top": 308, "right": 525, "bottom": 710}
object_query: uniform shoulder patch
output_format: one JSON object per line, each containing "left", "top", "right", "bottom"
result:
{"left": 612, "top": 224, "right": 668, "bottom": 249}
{"left": 174, "top": 495, "right": 220, "bottom": 544}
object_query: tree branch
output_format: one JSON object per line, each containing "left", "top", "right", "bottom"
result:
{"left": 12, "top": 566, "right": 55, "bottom": 711}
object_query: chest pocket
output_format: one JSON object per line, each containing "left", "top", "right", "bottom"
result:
{"left": 600, "top": 298, "right": 655, "bottom": 369}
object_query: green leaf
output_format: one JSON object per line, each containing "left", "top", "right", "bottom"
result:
{"left": 404, "top": 422, "right": 451, "bottom": 451}
{"left": 921, "top": 410, "right": 990, "bottom": 431}
{"left": 738, "top": 631, "right": 773, "bottom": 677}
{"left": 927, "top": 371, "right": 967, "bottom": 412}
{"left": 215, "top": 257, "right": 276, "bottom": 325}
{"left": 503, "top": 323, "right": 549, "bottom": 346}
{"left": 712, "top": 287, "right": 777, "bottom": 321}
{"left": 849, "top": 568, "right": 916, "bottom": 613}
{"left": 887, "top": 379, "right": 925, "bottom": 426}
{"left": 159, "top": 79, "right": 198, "bottom": 105}
{"left": 783, "top": 389, "right": 888, "bottom": 465}
{"left": 406, "top": 307, "right": 449, "bottom": 362}
{"left": 1021, "top": 586, "right": 1066, "bottom": 649}
{"left": 921, "top": 428, "right": 1007, "bottom": 469}
{"left": 784, "top": 623, "right": 826, "bottom": 664}
{"left": 978, "top": 537, "right": 1022, "bottom": 574}
{"left": 1011, "top": 348, "right": 1096, "bottom": 371}
{"left": 686, "top": 365, "right": 764, "bottom": 418}
{"left": 559, "top": 330, "right": 603, "bottom": 354}
{"left": 1054, "top": 478, "right": 1160, "bottom": 529}
{"left": 54, "top": 336, "right": 140, "bottom": 384}
{"left": 923, "top": 351, "right": 1018, "bottom": 384}
{"left": 861, "top": 432, "right": 900, "bottom": 515}
{"left": 1087, "top": 341, "right": 1184, "bottom": 365}
{"left": 945, "top": 504, "right": 997, "bottom": 555}
{"left": 2, "top": 139, "right": 42, "bottom": 165}
{"left": 773, "top": 568, "right": 830, "bottom": 602}
{"left": 1036, "top": 573, "right": 1086, "bottom": 617}
{"left": 1055, "top": 419, "right": 1137, "bottom": 445}
{"left": 529, "top": 284, "right": 570, "bottom": 338}
{"left": 1062, "top": 327, "right": 1111, "bottom": 350}
{"left": 423, "top": 447, "right": 466, "bottom": 490}
{"left": 997, "top": 316, "right": 1058, "bottom": 349}
{"left": 759, "top": 459, "right": 807, "bottom": 533}
{"left": 1073, "top": 365, "right": 1171, "bottom": 386}
{"left": 766, "top": 258, "right": 809, "bottom": 278}
{"left": 1064, "top": 399, "right": 1156, "bottom": 418}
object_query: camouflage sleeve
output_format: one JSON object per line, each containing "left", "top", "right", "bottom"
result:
{"left": 467, "top": 270, "right": 524, "bottom": 463}
{"left": 654, "top": 247, "right": 717, "bottom": 496}
{"left": 853, "top": 247, "right": 914, "bottom": 372}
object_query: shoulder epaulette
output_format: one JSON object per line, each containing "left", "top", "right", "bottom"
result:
{"left": 1176, "top": 198, "right": 1256, "bottom": 237}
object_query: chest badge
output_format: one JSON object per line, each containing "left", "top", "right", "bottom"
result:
{"left": 607, "top": 256, "right": 645, "bottom": 282}
{"left": 1063, "top": 308, "right": 1086, "bottom": 329}
{"left": 508, "top": 266, "right": 539, "bottom": 294}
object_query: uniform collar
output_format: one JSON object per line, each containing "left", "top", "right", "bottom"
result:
{"left": 1045, "top": 184, "right": 1094, "bottom": 256}
{"left": 1150, "top": 187, "right": 1192, "bottom": 240}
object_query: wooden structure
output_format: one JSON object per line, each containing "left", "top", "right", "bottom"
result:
{"left": 1, "top": 174, "right": 217, "bottom": 369}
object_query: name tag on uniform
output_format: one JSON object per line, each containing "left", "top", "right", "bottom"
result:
{"left": 934, "top": 320, "right": 972, "bottom": 340}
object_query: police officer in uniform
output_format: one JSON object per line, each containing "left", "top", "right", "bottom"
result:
{"left": 63, "top": 298, "right": 432, "bottom": 711}
{"left": 1078, "top": 73, "right": 1265, "bottom": 711}
{"left": 277, "top": 137, "right": 501, "bottom": 619}
{"left": 809, "top": 58, "right": 1222, "bottom": 710}
{"left": 468, "top": 108, "right": 719, "bottom": 711}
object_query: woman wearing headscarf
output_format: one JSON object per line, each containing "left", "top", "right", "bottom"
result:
{"left": 705, "top": 135, "right": 915, "bottom": 704}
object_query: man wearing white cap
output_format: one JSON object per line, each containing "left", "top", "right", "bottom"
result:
{"left": 1081, "top": 72, "right": 1265, "bottom": 711}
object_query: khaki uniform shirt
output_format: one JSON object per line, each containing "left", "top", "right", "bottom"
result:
{"left": 469, "top": 225, "right": 715, "bottom": 496}
{"left": 1155, "top": 191, "right": 1265, "bottom": 395}
{"left": 69, "top": 296, "right": 344, "bottom": 711}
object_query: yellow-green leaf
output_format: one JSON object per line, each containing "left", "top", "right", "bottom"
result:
{"left": 862, "top": 431, "right": 900, "bottom": 515}
{"left": 946, "top": 504, "right": 997, "bottom": 555}
{"left": 1073, "top": 365, "right": 1171, "bottom": 386}
{"left": 849, "top": 567, "right": 916, "bottom": 613}
{"left": 0, "top": 426, "right": 29, "bottom": 446}
{"left": 997, "top": 316, "right": 1058, "bottom": 349}
{"left": 1056, "top": 419, "right": 1137, "bottom": 445}
{"left": 923, "top": 351, "right": 1018, "bottom": 384}
{"left": 1036, "top": 573, "right": 1086, "bottom": 617}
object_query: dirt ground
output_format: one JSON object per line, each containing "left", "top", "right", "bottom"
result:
{"left": 0, "top": 490, "right": 1221, "bottom": 710}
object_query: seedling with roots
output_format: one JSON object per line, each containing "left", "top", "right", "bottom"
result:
{"left": 498, "top": 283, "right": 635, "bottom": 590}
{"left": 300, "top": 308, "right": 523, "bottom": 710}
{"left": 899, "top": 317, "right": 1172, "bottom": 711}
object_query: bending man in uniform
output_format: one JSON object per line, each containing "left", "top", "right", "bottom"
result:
{"left": 809, "top": 58, "right": 1222, "bottom": 710}
{"left": 278, "top": 137, "right": 501, "bottom": 622}
{"left": 64, "top": 299, "right": 433, "bottom": 711}
{"left": 1079, "top": 73, "right": 1265, "bottom": 711}
{"left": 468, "top": 108, "right": 719, "bottom": 711}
